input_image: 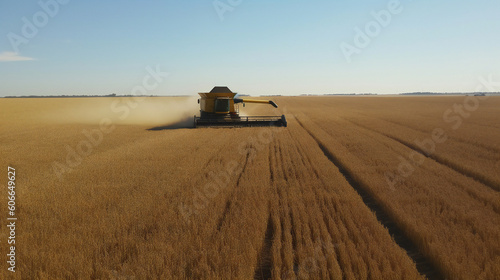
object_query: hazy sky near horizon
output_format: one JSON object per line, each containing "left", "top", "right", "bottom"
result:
{"left": 1, "top": 0, "right": 499, "bottom": 96}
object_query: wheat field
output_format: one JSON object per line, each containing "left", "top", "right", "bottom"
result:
{"left": 0, "top": 96, "right": 498, "bottom": 279}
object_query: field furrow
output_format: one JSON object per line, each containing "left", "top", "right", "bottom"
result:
{"left": 344, "top": 115, "right": 500, "bottom": 191}
{"left": 261, "top": 117, "right": 424, "bottom": 279}
{"left": 294, "top": 115, "right": 442, "bottom": 280}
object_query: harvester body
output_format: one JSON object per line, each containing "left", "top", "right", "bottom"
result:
{"left": 194, "top": 87, "right": 287, "bottom": 127}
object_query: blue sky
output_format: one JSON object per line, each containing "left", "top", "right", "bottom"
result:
{"left": 1, "top": 0, "right": 499, "bottom": 96}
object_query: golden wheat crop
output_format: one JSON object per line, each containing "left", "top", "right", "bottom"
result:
{"left": 0, "top": 96, "right": 498, "bottom": 279}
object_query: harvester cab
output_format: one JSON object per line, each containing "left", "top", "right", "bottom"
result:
{"left": 194, "top": 86, "right": 287, "bottom": 127}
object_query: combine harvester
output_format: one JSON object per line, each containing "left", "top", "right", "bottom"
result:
{"left": 194, "top": 86, "right": 287, "bottom": 128}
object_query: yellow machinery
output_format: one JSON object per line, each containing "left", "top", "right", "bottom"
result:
{"left": 194, "top": 86, "right": 287, "bottom": 127}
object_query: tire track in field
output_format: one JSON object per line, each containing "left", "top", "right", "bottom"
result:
{"left": 215, "top": 150, "right": 251, "bottom": 231}
{"left": 253, "top": 145, "right": 279, "bottom": 280}
{"left": 285, "top": 126, "right": 343, "bottom": 275}
{"left": 356, "top": 112, "right": 500, "bottom": 154}
{"left": 267, "top": 131, "right": 315, "bottom": 279}
{"left": 387, "top": 113, "right": 500, "bottom": 133}
{"left": 276, "top": 134, "right": 301, "bottom": 277}
{"left": 294, "top": 116, "right": 444, "bottom": 280}
{"left": 347, "top": 118, "right": 500, "bottom": 192}
{"left": 254, "top": 212, "right": 274, "bottom": 280}
{"left": 333, "top": 117, "right": 500, "bottom": 215}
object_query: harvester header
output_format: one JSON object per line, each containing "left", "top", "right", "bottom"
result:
{"left": 194, "top": 86, "right": 287, "bottom": 127}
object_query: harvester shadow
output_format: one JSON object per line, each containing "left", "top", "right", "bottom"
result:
{"left": 147, "top": 118, "right": 194, "bottom": 130}
{"left": 147, "top": 124, "right": 193, "bottom": 130}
